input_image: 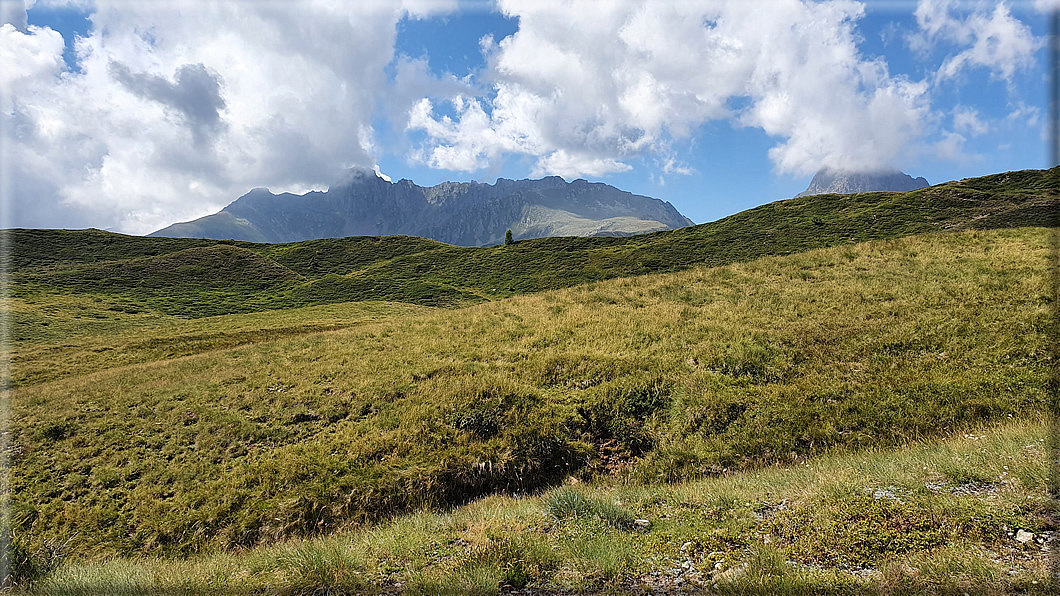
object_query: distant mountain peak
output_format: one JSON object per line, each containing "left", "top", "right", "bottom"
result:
{"left": 796, "top": 168, "right": 929, "bottom": 198}
{"left": 150, "top": 176, "right": 693, "bottom": 246}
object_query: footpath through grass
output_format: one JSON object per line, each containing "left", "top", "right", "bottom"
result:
{"left": 26, "top": 417, "right": 1055, "bottom": 594}
{"left": 7, "top": 228, "right": 1051, "bottom": 566}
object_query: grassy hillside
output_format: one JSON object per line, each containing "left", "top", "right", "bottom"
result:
{"left": 8, "top": 299, "right": 432, "bottom": 388}
{"left": 10, "top": 167, "right": 1058, "bottom": 319}
{"left": 8, "top": 228, "right": 1050, "bottom": 566}
{"left": 30, "top": 418, "right": 1053, "bottom": 594}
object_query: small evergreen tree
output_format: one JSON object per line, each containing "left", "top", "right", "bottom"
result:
{"left": 505, "top": 229, "right": 514, "bottom": 245}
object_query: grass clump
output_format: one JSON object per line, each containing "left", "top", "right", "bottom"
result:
{"left": 274, "top": 539, "right": 369, "bottom": 595}
{"left": 543, "top": 485, "right": 635, "bottom": 529}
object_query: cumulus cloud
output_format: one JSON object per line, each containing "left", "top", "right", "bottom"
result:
{"left": 407, "top": 0, "right": 932, "bottom": 179}
{"left": 912, "top": 0, "right": 1040, "bottom": 82}
{"left": 2, "top": 0, "right": 453, "bottom": 234}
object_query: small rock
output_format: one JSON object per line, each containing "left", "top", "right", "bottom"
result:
{"left": 872, "top": 487, "right": 902, "bottom": 502}
{"left": 634, "top": 519, "right": 651, "bottom": 529}
{"left": 1016, "top": 529, "right": 1034, "bottom": 544}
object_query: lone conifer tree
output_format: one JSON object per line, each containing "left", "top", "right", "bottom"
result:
{"left": 504, "top": 229, "right": 514, "bottom": 245}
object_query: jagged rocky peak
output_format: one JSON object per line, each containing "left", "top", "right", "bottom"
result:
{"left": 150, "top": 174, "right": 694, "bottom": 247}
{"left": 796, "top": 167, "right": 929, "bottom": 198}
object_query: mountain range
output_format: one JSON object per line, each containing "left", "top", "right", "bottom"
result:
{"left": 150, "top": 169, "right": 693, "bottom": 246}
{"left": 151, "top": 167, "right": 939, "bottom": 246}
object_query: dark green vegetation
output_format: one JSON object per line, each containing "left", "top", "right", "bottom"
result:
{"left": 6, "top": 168, "right": 1055, "bottom": 592}
{"left": 12, "top": 168, "right": 1058, "bottom": 319}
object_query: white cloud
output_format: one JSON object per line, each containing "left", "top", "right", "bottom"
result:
{"left": 2, "top": 0, "right": 456, "bottom": 234}
{"left": 932, "top": 129, "right": 981, "bottom": 163}
{"left": 1006, "top": 101, "right": 1041, "bottom": 127}
{"left": 952, "top": 105, "right": 988, "bottom": 136}
{"left": 407, "top": 0, "right": 933, "bottom": 178}
{"left": 386, "top": 55, "right": 476, "bottom": 125}
{"left": 913, "top": 0, "right": 1040, "bottom": 82}
{"left": 400, "top": 0, "right": 459, "bottom": 20}
{"left": 373, "top": 164, "right": 392, "bottom": 182}
{"left": 661, "top": 157, "right": 693, "bottom": 177}
{"left": 0, "top": 24, "right": 64, "bottom": 105}
{"left": 533, "top": 150, "right": 632, "bottom": 179}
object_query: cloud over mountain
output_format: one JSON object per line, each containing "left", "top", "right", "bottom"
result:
{"left": 408, "top": 0, "right": 932, "bottom": 178}
{"left": 0, "top": 0, "right": 1047, "bottom": 234}
{"left": 1, "top": 0, "right": 437, "bottom": 234}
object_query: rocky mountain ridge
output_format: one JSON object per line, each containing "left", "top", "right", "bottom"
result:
{"left": 796, "top": 168, "right": 929, "bottom": 197}
{"left": 150, "top": 169, "right": 693, "bottom": 246}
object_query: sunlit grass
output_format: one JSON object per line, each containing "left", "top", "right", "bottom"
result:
{"left": 28, "top": 417, "right": 1052, "bottom": 594}
{"left": 8, "top": 228, "right": 1050, "bottom": 566}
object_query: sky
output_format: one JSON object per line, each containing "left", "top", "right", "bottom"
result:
{"left": 1, "top": 0, "right": 1056, "bottom": 234}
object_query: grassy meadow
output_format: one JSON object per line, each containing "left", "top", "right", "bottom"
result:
{"left": 6, "top": 225, "right": 1053, "bottom": 592}
{"left": 5, "top": 168, "right": 1057, "bottom": 592}
{"left": 31, "top": 417, "right": 1055, "bottom": 594}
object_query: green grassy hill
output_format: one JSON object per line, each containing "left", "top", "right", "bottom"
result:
{"left": 11, "top": 167, "right": 1057, "bottom": 320}
{"left": 9, "top": 228, "right": 1050, "bottom": 564}
{"left": 6, "top": 169, "right": 1055, "bottom": 592}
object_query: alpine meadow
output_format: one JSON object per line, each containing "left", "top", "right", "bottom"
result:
{"left": 3, "top": 168, "right": 1058, "bottom": 593}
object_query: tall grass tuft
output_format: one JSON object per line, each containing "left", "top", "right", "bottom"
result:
{"left": 543, "top": 486, "right": 634, "bottom": 529}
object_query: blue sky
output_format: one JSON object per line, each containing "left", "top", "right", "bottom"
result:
{"left": 2, "top": 0, "right": 1054, "bottom": 233}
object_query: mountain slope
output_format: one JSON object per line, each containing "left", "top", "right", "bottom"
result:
{"left": 796, "top": 168, "right": 929, "bottom": 197}
{"left": 14, "top": 167, "right": 1058, "bottom": 319}
{"left": 150, "top": 171, "right": 694, "bottom": 246}
{"left": 9, "top": 227, "right": 1050, "bottom": 559}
